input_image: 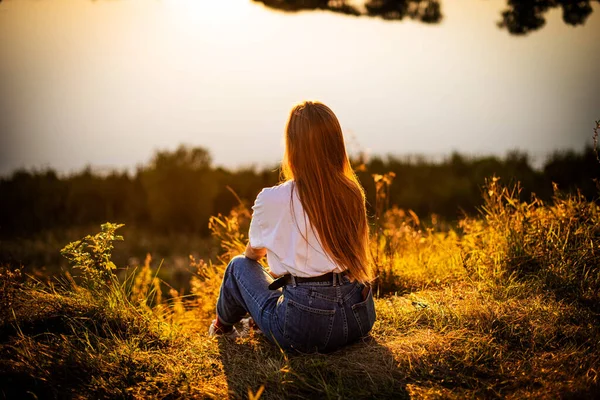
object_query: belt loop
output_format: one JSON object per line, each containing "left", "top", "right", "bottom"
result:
{"left": 332, "top": 272, "right": 337, "bottom": 287}
{"left": 291, "top": 275, "right": 297, "bottom": 288}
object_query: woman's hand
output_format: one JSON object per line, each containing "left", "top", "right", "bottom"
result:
{"left": 244, "top": 243, "right": 267, "bottom": 261}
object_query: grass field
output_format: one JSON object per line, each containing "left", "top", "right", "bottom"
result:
{"left": 1, "top": 178, "right": 599, "bottom": 399}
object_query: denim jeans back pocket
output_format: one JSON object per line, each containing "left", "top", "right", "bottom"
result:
{"left": 351, "top": 285, "right": 376, "bottom": 337}
{"left": 283, "top": 298, "right": 336, "bottom": 353}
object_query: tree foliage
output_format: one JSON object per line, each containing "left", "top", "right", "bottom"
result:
{"left": 139, "top": 146, "right": 217, "bottom": 234}
{"left": 253, "top": 0, "right": 598, "bottom": 34}
{"left": 0, "top": 145, "right": 598, "bottom": 238}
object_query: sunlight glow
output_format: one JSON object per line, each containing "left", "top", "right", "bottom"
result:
{"left": 0, "top": 0, "right": 598, "bottom": 174}
{"left": 167, "top": 0, "right": 252, "bottom": 32}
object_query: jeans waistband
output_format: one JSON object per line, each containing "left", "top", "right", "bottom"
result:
{"left": 268, "top": 272, "right": 348, "bottom": 290}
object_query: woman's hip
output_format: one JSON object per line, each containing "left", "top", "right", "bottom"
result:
{"left": 267, "top": 282, "right": 375, "bottom": 353}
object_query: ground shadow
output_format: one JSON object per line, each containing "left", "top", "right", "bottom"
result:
{"left": 218, "top": 331, "right": 409, "bottom": 399}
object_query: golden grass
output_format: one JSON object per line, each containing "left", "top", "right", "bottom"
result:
{"left": 1, "top": 178, "right": 599, "bottom": 399}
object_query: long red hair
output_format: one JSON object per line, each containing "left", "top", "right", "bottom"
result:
{"left": 282, "top": 101, "right": 372, "bottom": 283}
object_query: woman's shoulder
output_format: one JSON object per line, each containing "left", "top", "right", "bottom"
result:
{"left": 256, "top": 180, "right": 294, "bottom": 205}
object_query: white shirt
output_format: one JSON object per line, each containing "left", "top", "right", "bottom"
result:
{"left": 248, "top": 180, "right": 343, "bottom": 277}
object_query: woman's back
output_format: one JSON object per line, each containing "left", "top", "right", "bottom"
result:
{"left": 248, "top": 180, "right": 344, "bottom": 278}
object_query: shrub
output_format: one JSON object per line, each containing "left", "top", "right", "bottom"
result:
{"left": 60, "top": 222, "right": 124, "bottom": 288}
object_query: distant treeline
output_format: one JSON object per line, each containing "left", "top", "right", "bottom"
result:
{"left": 1, "top": 145, "right": 598, "bottom": 237}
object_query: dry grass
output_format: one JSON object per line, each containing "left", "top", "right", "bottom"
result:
{"left": 1, "top": 178, "right": 599, "bottom": 399}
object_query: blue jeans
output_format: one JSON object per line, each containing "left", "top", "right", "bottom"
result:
{"left": 215, "top": 255, "right": 376, "bottom": 353}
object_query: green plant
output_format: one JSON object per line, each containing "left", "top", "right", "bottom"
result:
{"left": 60, "top": 222, "right": 124, "bottom": 287}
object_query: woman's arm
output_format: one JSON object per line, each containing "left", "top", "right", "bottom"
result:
{"left": 244, "top": 244, "right": 280, "bottom": 278}
{"left": 244, "top": 243, "right": 267, "bottom": 261}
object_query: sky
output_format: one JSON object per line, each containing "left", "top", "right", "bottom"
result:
{"left": 0, "top": 0, "right": 599, "bottom": 176}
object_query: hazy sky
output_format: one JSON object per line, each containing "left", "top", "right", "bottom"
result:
{"left": 0, "top": 0, "right": 599, "bottom": 175}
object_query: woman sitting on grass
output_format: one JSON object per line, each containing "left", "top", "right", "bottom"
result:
{"left": 209, "top": 100, "right": 376, "bottom": 353}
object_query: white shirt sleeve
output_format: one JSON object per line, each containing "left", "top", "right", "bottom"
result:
{"left": 248, "top": 189, "right": 266, "bottom": 248}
